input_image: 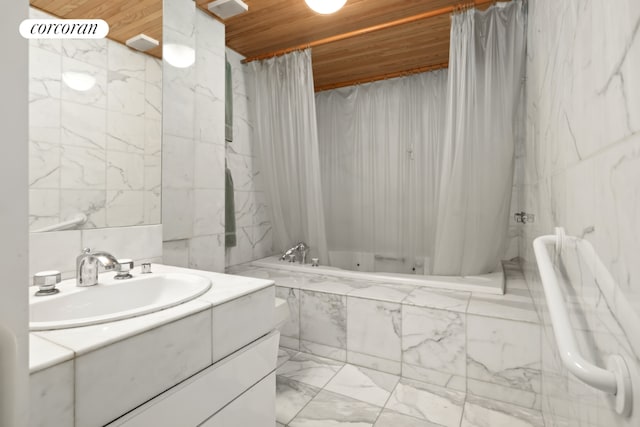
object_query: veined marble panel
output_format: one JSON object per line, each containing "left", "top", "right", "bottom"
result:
{"left": 300, "top": 290, "right": 347, "bottom": 360}
{"left": 347, "top": 296, "right": 402, "bottom": 374}
{"left": 402, "top": 305, "right": 466, "bottom": 381}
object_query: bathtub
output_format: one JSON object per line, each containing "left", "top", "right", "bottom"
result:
{"left": 251, "top": 255, "right": 505, "bottom": 295}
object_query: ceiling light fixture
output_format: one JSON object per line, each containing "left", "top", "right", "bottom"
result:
{"left": 163, "top": 43, "right": 195, "bottom": 68}
{"left": 305, "top": 0, "right": 347, "bottom": 14}
{"left": 62, "top": 72, "right": 96, "bottom": 91}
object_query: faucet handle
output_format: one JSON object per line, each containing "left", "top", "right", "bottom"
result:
{"left": 115, "top": 259, "right": 134, "bottom": 280}
{"left": 34, "top": 270, "right": 61, "bottom": 296}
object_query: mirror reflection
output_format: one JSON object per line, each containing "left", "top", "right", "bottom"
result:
{"left": 28, "top": 6, "right": 162, "bottom": 231}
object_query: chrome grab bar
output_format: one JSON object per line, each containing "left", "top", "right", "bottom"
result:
{"left": 533, "top": 227, "right": 632, "bottom": 416}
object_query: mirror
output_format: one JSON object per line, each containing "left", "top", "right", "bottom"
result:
{"left": 28, "top": 6, "right": 162, "bottom": 231}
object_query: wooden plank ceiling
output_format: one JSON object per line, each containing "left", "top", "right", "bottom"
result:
{"left": 30, "top": 0, "right": 163, "bottom": 59}
{"left": 31, "top": 0, "right": 500, "bottom": 90}
{"left": 201, "top": 0, "right": 476, "bottom": 91}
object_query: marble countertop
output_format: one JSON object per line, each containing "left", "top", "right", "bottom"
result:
{"left": 29, "top": 264, "right": 275, "bottom": 374}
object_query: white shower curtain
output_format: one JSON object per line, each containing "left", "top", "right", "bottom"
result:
{"left": 432, "top": 1, "right": 527, "bottom": 275}
{"left": 248, "top": 49, "right": 328, "bottom": 261}
{"left": 316, "top": 71, "right": 448, "bottom": 272}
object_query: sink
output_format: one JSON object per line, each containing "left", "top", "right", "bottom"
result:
{"left": 29, "top": 272, "right": 212, "bottom": 331}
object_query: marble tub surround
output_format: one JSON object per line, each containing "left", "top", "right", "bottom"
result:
{"left": 275, "top": 350, "right": 544, "bottom": 427}
{"left": 230, "top": 261, "right": 543, "bottom": 411}
{"left": 29, "top": 224, "right": 162, "bottom": 280}
{"left": 29, "top": 265, "right": 276, "bottom": 427}
{"left": 28, "top": 7, "right": 162, "bottom": 231}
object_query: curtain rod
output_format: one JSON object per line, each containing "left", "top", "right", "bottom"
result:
{"left": 314, "top": 62, "right": 449, "bottom": 92}
{"left": 241, "top": 0, "right": 495, "bottom": 64}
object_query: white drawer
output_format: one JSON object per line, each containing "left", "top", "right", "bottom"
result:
{"left": 109, "top": 330, "right": 279, "bottom": 427}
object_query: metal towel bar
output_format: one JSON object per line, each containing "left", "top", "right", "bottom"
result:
{"left": 533, "top": 227, "right": 632, "bottom": 416}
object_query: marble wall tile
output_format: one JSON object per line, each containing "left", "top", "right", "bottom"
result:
{"left": 29, "top": 46, "right": 61, "bottom": 101}
{"left": 59, "top": 190, "right": 107, "bottom": 228}
{"left": 194, "top": 142, "right": 225, "bottom": 190}
{"left": 62, "top": 39, "right": 107, "bottom": 68}
{"left": 252, "top": 223, "right": 274, "bottom": 260}
{"left": 162, "top": 189, "right": 194, "bottom": 241}
{"left": 29, "top": 96, "right": 60, "bottom": 144}
{"left": 29, "top": 142, "right": 61, "bottom": 189}
{"left": 60, "top": 102, "right": 106, "bottom": 150}
{"left": 227, "top": 225, "right": 261, "bottom": 263}
{"left": 300, "top": 290, "right": 347, "bottom": 361}
{"left": 82, "top": 224, "right": 163, "bottom": 261}
{"left": 188, "top": 234, "right": 225, "bottom": 272}
{"left": 107, "top": 71, "right": 145, "bottom": 116}
{"left": 108, "top": 41, "right": 145, "bottom": 80}
{"left": 106, "top": 111, "right": 145, "bottom": 153}
{"left": 193, "top": 189, "right": 225, "bottom": 236}
{"left": 60, "top": 146, "right": 106, "bottom": 189}
{"left": 75, "top": 310, "right": 212, "bottom": 427}
{"left": 519, "top": 2, "right": 640, "bottom": 425}
{"left": 105, "top": 190, "right": 145, "bottom": 227}
{"left": 29, "top": 189, "right": 60, "bottom": 230}
{"left": 106, "top": 151, "right": 145, "bottom": 190}
{"left": 402, "top": 305, "right": 466, "bottom": 386}
{"left": 163, "top": 134, "right": 195, "bottom": 189}
{"left": 163, "top": 239, "right": 190, "bottom": 268}
{"left": 347, "top": 296, "right": 402, "bottom": 374}
{"left": 29, "top": 230, "right": 81, "bottom": 279}
{"left": 466, "top": 314, "right": 541, "bottom": 399}
{"left": 29, "top": 360, "right": 74, "bottom": 427}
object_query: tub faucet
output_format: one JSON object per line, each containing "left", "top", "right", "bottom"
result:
{"left": 280, "top": 242, "right": 309, "bottom": 264}
{"left": 76, "top": 248, "right": 120, "bottom": 287}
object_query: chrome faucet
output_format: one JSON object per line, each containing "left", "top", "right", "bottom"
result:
{"left": 280, "top": 242, "right": 309, "bottom": 264}
{"left": 76, "top": 248, "right": 120, "bottom": 287}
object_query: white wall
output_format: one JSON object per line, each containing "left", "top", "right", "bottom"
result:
{"left": 162, "top": 0, "right": 227, "bottom": 272}
{"left": 520, "top": 0, "right": 640, "bottom": 425}
{"left": 0, "top": 0, "right": 29, "bottom": 424}
{"left": 224, "top": 48, "right": 274, "bottom": 267}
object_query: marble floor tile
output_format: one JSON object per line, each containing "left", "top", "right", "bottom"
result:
{"left": 324, "top": 364, "right": 399, "bottom": 407}
{"left": 385, "top": 378, "right": 465, "bottom": 427}
{"left": 288, "top": 390, "right": 382, "bottom": 427}
{"left": 374, "top": 409, "right": 442, "bottom": 427}
{"left": 276, "top": 352, "right": 344, "bottom": 388}
{"left": 276, "top": 376, "right": 321, "bottom": 425}
{"left": 460, "top": 395, "right": 544, "bottom": 427}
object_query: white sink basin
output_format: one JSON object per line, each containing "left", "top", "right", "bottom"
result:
{"left": 29, "top": 272, "right": 212, "bottom": 331}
